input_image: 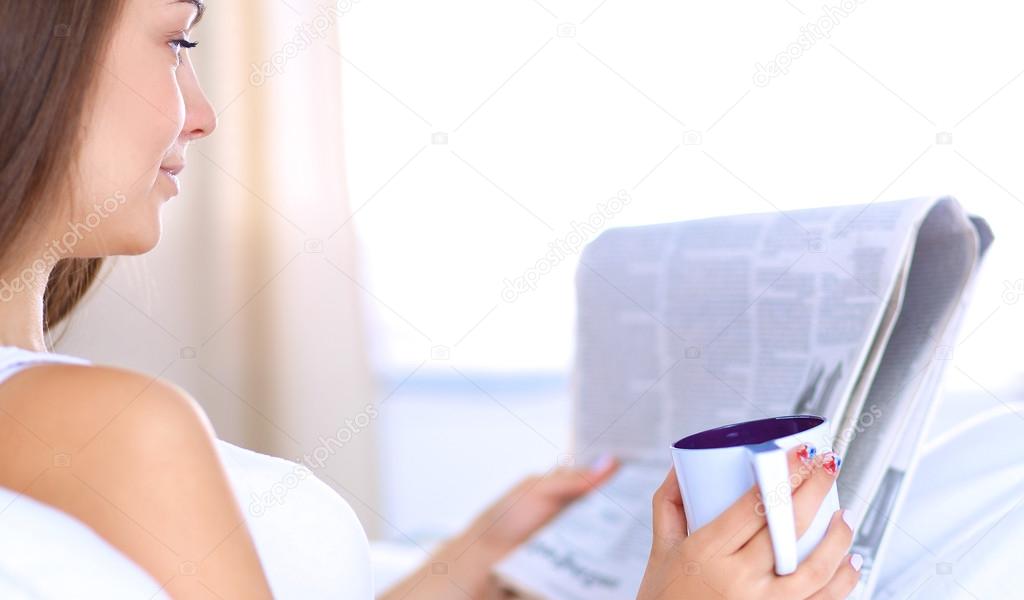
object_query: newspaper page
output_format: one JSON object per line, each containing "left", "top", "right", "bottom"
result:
{"left": 571, "top": 197, "right": 936, "bottom": 464}
{"left": 496, "top": 197, "right": 989, "bottom": 599}
{"left": 846, "top": 210, "right": 992, "bottom": 599}
{"left": 838, "top": 198, "right": 981, "bottom": 522}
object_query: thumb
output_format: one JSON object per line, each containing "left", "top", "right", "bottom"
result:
{"left": 540, "top": 454, "right": 620, "bottom": 501}
{"left": 652, "top": 467, "right": 688, "bottom": 546}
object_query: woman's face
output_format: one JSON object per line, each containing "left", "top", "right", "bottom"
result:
{"left": 62, "top": 0, "right": 215, "bottom": 257}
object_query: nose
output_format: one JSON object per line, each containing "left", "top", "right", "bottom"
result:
{"left": 179, "top": 55, "right": 217, "bottom": 141}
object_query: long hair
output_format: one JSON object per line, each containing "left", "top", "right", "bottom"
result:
{"left": 0, "top": 1, "right": 126, "bottom": 331}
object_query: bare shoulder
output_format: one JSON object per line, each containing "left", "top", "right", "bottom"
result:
{"left": 0, "top": 361, "right": 221, "bottom": 494}
{"left": 0, "top": 361, "right": 208, "bottom": 426}
{"left": 0, "top": 362, "right": 215, "bottom": 453}
{"left": 0, "top": 362, "right": 271, "bottom": 596}
{"left": 0, "top": 361, "right": 223, "bottom": 504}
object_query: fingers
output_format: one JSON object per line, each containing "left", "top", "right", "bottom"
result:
{"left": 539, "top": 455, "right": 620, "bottom": 500}
{"left": 739, "top": 449, "right": 841, "bottom": 567}
{"left": 585, "top": 453, "right": 620, "bottom": 486}
{"left": 792, "top": 451, "right": 841, "bottom": 538}
{"left": 806, "top": 553, "right": 862, "bottom": 600}
{"left": 778, "top": 510, "right": 855, "bottom": 597}
{"left": 651, "top": 467, "right": 688, "bottom": 545}
{"left": 696, "top": 443, "right": 819, "bottom": 555}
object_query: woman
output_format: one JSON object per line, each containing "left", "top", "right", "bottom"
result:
{"left": 0, "top": 1, "right": 860, "bottom": 598}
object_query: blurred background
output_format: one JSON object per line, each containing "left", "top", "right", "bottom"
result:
{"left": 51, "top": 0, "right": 1024, "bottom": 592}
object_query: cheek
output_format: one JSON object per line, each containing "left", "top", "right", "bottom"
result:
{"left": 86, "top": 41, "right": 185, "bottom": 193}
{"left": 61, "top": 34, "right": 184, "bottom": 255}
{"left": 116, "top": 61, "right": 186, "bottom": 175}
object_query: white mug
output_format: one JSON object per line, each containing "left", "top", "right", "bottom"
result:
{"left": 670, "top": 415, "right": 840, "bottom": 575}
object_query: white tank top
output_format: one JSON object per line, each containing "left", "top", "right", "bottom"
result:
{"left": 0, "top": 346, "right": 374, "bottom": 599}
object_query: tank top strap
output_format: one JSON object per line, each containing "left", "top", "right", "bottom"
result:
{"left": 0, "top": 346, "right": 91, "bottom": 386}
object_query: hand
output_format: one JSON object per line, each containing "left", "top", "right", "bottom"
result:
{"left": 637, "top": 445, "right": 861, "bottom": 600}
{"left": 380, "top": 456, "right": 619, "bottom": 600}
{"left": 465, "top": 454, "right": 620, "bottom": 558}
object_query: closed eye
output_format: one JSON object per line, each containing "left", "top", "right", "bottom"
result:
{"left": 171, "top": 39, "right": 199, "bottom": 49}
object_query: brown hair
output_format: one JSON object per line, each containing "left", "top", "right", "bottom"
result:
{"left": 0, "top": 1, "right": 126, "bottom": 331}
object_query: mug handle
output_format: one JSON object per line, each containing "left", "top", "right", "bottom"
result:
{"left": 746, "top": 441, "right": 798, "bottom": 575}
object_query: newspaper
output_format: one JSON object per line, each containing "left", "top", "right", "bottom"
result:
{"left": 494, "top": 197, "right": 993, "bottom": 600}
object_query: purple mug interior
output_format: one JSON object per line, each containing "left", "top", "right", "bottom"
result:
{"left": 673, "top": 414, "right": 824, "bottom": 450}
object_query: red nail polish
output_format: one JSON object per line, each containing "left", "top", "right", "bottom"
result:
{"left": 822, "top": 451, "right": 842, "bottom": 475}
{"left": 796, "top": 443, "right": 817, "bottom": 465}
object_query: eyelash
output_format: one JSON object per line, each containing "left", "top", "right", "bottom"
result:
{"left": 170, "top": 38, "right": 199, "bottom": 49}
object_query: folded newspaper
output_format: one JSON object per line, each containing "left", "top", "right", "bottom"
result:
{"left": 494, "top": 196, "right": 993, "bottom": 600}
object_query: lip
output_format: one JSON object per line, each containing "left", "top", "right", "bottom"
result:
{"left": 159, "top": 166, "right": 182, "bottom": 196}
{"left": 160, "top": 161, "right": 184, "bottom": 176}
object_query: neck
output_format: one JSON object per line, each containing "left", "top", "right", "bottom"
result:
{"left": 0, "top": 258, "right": 53, "bottom": 353}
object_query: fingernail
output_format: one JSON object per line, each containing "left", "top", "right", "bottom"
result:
{"left": 822, "top": 451, "right": 842, "bottom": 475}
{"left": 796, "top": 443, "right": 817, "bottom": 465}
{"left": 850, "top": 553, "right": 864, "bottom": 572}
{"left": 590, "top": 453, "right": 615, "bottom": 473}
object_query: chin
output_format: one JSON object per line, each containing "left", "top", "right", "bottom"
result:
{"left": 116, "top": 197, "right": 165, "bottom": 255}
{"left": 97, "top": 219, "right": 164, "bottom": 257}
{"left": 119, "top": 227, "right": 162, "bottom": 255}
